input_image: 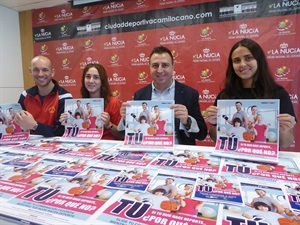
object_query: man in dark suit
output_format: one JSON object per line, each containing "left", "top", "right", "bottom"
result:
{"left": 118, "top": 46, "right": 207, "bottom": 145}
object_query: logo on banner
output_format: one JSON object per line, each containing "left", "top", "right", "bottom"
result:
{"left": 199, "top": 89, "right": 217, "bottom": 103}
{"left": 138, "top": 71, "right": 148, "bottom": 80}
{"left": 108, "top": 73, "right": 126, "bottom": 85}
{"left": 34, "top": 28, "right": 52, "bottom": 41}
{"left": 56, "top": 42, "right": 74, "bottom": 54}
{"left": 81, "top": 6, "right": 93, "bottom": 17}
{"left": 277, "top": 19, "right": 293, "bottom": 31}
{"left": 112, "top": 90, "right": 121, "bottom": 98}
{"left": 80, "top": 57, "right": 100, "bottom": 69}
{"left": 103, "top": 2, "right": 125, "bottom": 13}
{"left": 110, "top": 54, "right": 120, "bottom": 64}
{"left": 135, "top": 0, "right": 149, "bottom": 9}
{"left": 267, "top": 42, "right": 300, "bottom": 59}
{"left": 37, "top": 11, "right": 47, "bottom": 24}
{"left": 160, "top": 31, "right": 186, "bottom": 44}
{"left": 269, "top": 1, "right": 300, "bottom": 13}
{"left": 54, "top": 9, "right": 73, "bottom": 21}
{"left": 131, "top": 53, "right": 149, "bottom": 66}
{"left": 136, "top": 71, "right": 150, "bottom": 84}
{"left": 83, "top": 39, "right": 94, "bottom": 51}
{"left": 198, "top": 68, "right": 215, "bottom": 83}
{"left": 228, "top": 23, "right": 259, "bottom": 39}
{"left": 61, "top": 58, "right": 71, "bottom": 70}
{"left": 219, "top": 2, "right": 257, "bottom": 18}
{"left": 136, "top": 0, "right": 146, "bottom": 5}
{"left": 58, "top": 75, "right": 76, "bottom": 87}
{"left": 136, "top": 33, "right": 148, "bottom": 46}
{"left": 274, "top": 65, "right": 291, "bottom": 81}
{"left": 276, "top": 19, "right": 295, "bottom": 36}
{"left": 104, "top": 37, "right": 126, "bottom": 49}
{"left": 76, "top": 22, "right": 101, "bottom": 34}
{"left": 199, "top": 26, "right": 214, "bottom": 39}
{"left": 193, "top": 48, "right": 221, "bottom": 63}
{"left": 39, "top": 44, "right": 49, "bottom": 55}
{"left": 60, "top": 25, "right": 70, "bottom": 37}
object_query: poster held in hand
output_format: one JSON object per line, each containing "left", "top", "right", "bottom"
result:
{"left": 212, "top": 99, "right": 279, "bottom": 164}
{"left": 119, "top": 100, "right": 175, "bottom": 152}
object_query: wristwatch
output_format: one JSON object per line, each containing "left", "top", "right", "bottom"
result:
{"left": 31, "top": 123, "right": 38, "bottom": 131}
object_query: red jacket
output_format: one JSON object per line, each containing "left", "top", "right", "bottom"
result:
{"left": 18, "top": 80, "right": 72, "bottom": 137}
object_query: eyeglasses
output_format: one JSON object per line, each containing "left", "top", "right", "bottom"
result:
{"left": 150, "top": 63, "right": 171, "bottom": 69}
{"left": 31, "top": 68, "right": 51, "bottom": 74}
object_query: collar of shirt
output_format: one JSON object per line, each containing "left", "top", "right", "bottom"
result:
{"left": 151, "top": 79, "right": 175, "bottom": 100}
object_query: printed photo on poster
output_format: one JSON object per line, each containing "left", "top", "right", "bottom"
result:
{"left": 220, "top": 156, "right": 300, "bottom": 182}
{"left": 120, "top": 100, "right": 175, "bottom": 152}
{"left": 106, "top": 166, "right": 157, "bottom": 192}
{"left": 94, "top": 150, "right": 159, "bottom": 167}
{"left": 213, "top": 99, "right": 279, "bottom": 163}
{"left": 150, "top": 147, "right": 221, "bottom": 174}
{"left": 281, "top": 180, "right": 300, "bottom": 212}
{"left": 193, "top": 174, "right": 242, "bottom": 205}
{"left": 95, "top": 171, "right": 219, "bottom": 225}
{"left": 61, "top": 98, "right": 104, "bottom": 141}
{"left": 220, "top": 180, "right": 300, "bottom": 225}
{"left": 0, "top": 103, "right": 30, "bottom": 142}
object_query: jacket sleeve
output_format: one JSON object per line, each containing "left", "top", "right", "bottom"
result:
{"left": 18, "top": 91, "right": 27, "bottom": 110}
{"left": 175, "top": 85, "right": 208, "bottom": 144}
{"left": 188, "top": 90, "right": 208, "bottom": 141}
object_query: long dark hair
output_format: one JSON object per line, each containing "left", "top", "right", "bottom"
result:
{"left": 80, "top": 63, "right": 112, "bottom": 106}
{"left": 220, "top": 38, "right": 278, "bottom": 99}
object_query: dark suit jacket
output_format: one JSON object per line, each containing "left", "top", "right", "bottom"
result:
{"left": 133, "top": 81, "right": 207, "bottom": 145}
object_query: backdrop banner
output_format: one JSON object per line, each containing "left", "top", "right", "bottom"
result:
{"left": 32, "top": 0, "right": 299, "bottom": 151}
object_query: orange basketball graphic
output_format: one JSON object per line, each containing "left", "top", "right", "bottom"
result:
{"left": 5, "top": 127, "right": 14, "bottom": 134}
{"left": 184, "top": 159, "right": 198, "bottom": 164}
{"left": 78, "top": 148, "right": 87, "bottom": 152}
{"left": 243, "top": 132, "right": 254, "bottom": 141}
{"left": 147, "top": 127, "right": 157, "bottom": 135}
{"left": 257, "top": 165, "right": 273, "bottom": 171}
{"left": 68, "top": 187, "right": 84, "bottom": 195}
{"left": 131, "top": 175, "right": 141, "bottom": 180}
{"left": 278, "top": 218, "right": 300, "bottom": 225}
{"left": 82, "top": 122, "right": 90, "bottom": 129}
{"left": 9, "top": 175, "right": 23, "bottom": 182}
{"left": 160, "top": 200, "right": 178, "bottom": 211}
{"left": 215, "top": 183, "right": 225, "bottom": 189}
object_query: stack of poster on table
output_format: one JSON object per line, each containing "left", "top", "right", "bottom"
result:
{"left": 206, "top": 99, "right": 300, "bottom": 224}
{"left": 0, "top": 99, "right": 299, "bottom": 225}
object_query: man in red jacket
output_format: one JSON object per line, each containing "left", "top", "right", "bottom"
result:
{"left": 15, "top": 55, "right": 72, "bottom": 137}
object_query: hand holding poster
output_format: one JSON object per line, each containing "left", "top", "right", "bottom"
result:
{"left": 60, "top": 98, "right": 104, "bottom": 142}
{"left": 119, "top": 100, "right": 175, "bottom": 152}
{"left": 212, "top": 99, "right": 280, "bottom": 163}
{"left": 0, "top": 103, "right": 30, "bottom": 142}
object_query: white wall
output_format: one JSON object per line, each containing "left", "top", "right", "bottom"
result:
{"left": 0, "top": 5, "right": 24, "bottom": 104}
